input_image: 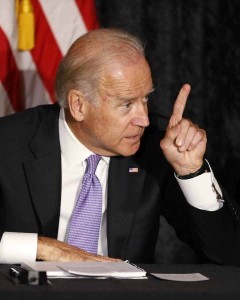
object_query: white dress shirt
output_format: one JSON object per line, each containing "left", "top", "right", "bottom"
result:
{"left": 176, "top": 161, "right": 223, "bottom": 211}
{"left": 57, "top": 108, "right": 109, "bottom": 256}
{"left": 0, "top": 108, "right": 223, "bottom": 263}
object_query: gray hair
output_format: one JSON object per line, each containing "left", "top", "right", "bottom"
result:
{"left": 55, "top": 28, "right": 145, "bottom": 107}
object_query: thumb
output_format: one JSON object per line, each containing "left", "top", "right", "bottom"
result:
{"left": 160, "top": 124, "right": 181, "bottom": 151}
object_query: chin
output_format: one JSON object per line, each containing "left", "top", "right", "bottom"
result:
{"left": 120, "top": 144, "right": 141, "bottom": 157}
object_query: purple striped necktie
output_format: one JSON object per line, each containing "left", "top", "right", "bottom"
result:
{"left": 67, "top": 154, "right": 102, "bottom": 254}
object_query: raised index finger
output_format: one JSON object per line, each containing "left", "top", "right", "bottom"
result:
{"left": 169, "top": 84, "right": 191, "bottom": 128}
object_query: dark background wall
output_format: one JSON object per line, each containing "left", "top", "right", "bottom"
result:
{"left": 94, "top": 0, "right": 240, "bottom": 263}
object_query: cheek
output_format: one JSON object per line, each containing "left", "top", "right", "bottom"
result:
{"left": 91, "top": 113, "right": 114, "bottom": 138}
{"left": 95, "top": 115, "right": 129, "bottom": 140}
{"left": 94, "top": 109, "right": 116, "bottom": 129}
{"left": 90, "top": 104, "right": 132, "bottom": 139}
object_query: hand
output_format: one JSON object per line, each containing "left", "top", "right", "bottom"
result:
{"left": 37, "top": 236, "right": 121, "bottom": 262}
{"left": 160, "top": 84, "right": 207, "bottom": 175}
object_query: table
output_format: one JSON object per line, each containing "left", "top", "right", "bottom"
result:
{"left": 1, "top": 263, "right": 240, "bottom": 300}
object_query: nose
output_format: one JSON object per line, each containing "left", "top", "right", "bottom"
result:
{"left": 131, "top": 104, "right": 150, "bottom": 127}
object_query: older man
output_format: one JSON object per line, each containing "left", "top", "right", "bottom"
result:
{"left": 0, "top": 28, "right": 238, "bottom": 265}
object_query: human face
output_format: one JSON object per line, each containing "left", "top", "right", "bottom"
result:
{"left": 79, "top": 57, "right": 153, "bottom": 157}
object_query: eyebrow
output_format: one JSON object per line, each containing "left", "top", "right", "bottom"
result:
{"left": 117, "top": 88, "right": 155, "bottom": 102}
{"left": 148, "top": 87, "right": 155, "bottom": 95}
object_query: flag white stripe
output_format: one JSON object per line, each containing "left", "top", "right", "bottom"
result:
{"left": 21, "top": 70, "right": 52, "bottom": 108}
{"left": 0, "top": 83, "right": 14, "bottom": 117}
{"left": 39, "top": 0, "right": 87, "bottom": 56}
{"left": 0, "top": 0, "right": 18, "bottom": 56}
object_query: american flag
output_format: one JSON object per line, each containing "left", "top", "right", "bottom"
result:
{"left": 129, "top": 167, "right": 139, "bottom": 173}
{"left": 0, "top": 0, "right": 99, "bottom": 117}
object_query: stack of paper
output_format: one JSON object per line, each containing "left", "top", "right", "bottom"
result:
{"left": 21, "top": 261, "right": 147, "bottom": 279}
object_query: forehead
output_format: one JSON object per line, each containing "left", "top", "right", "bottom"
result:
{"left": 98, "top": 58, "right": 153, "bottom": 99}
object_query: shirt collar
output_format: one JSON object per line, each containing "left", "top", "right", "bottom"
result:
{"left": 59, "top": 108, "right": 110, "bottom": 168}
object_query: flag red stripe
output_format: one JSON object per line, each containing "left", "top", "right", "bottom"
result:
{"left": 75, "top": 0, "right": 99, "bottom": 30}
{"left": 30, "top": 0, "right": 63, "bottom": 103}
{"left": 0, "top": 27, "right": 23, "bottom": 111}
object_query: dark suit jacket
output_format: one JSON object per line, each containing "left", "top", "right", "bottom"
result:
{"left": 0, "top": 103, "right": 240, "bottom": 264}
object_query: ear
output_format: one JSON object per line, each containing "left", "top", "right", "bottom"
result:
{"left": 68, "top": 89, "right": 85, "bottom": 121}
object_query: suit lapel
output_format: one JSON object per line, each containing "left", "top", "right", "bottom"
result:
{"left": 107, "top": 155, "right": 146, "bottom": 258}
{"left": 23, "top": 105, "right": 61, "bottom": 237}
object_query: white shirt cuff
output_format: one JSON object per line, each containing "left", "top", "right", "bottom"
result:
{"left": 176, "top": 168, "right": 224, "bottom": 211}
{"left": 0, "top": 232, "right": 38, "bottom": 264}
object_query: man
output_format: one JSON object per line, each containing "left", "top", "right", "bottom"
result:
{"left": 0, "top": 28, "right": 238, "bottom": 265}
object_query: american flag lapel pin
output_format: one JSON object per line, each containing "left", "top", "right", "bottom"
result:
{"left": 129, "top": 167, "right": 139, "bottom": 173}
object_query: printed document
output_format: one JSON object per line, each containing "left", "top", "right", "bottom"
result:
{"left": 21, "top": 261, "right": 147, "bottom": 279}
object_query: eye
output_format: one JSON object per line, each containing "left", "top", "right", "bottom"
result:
{"left": 124, "top": 102, "right": 132, "bottom": 109}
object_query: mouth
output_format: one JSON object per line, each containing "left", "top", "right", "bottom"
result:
{"left": 124, "top": 134, "right": 141, "bottom": 143}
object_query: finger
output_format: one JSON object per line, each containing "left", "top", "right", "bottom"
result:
{"left": 186, "top": 128, "right": 207, "bottom": 151}
{"left": 175, "top": 119, "right": 194, "bottom": 149}
{"left": 78, "top": 251, "right": 121, "bottom": 262}
{"left": 169, "top": 84, "right": 191, "bottom": 128}
{"left": 172, "top": 84, "right": 191, "bottom": 118}
{"left": 94, "top": 254, "right": 121, "bottom": 262}
{"left": 160, "top": 124, "right": 182, "bottom": 151}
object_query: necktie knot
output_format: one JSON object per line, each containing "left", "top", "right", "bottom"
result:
{"left": 86, "top": 154, "right": 101, "bottom": 175}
